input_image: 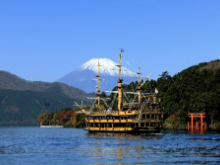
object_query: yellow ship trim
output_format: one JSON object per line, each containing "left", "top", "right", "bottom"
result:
{"left": 86, "top": 127, "right": 133, "bottom": 132}
{"left": 86, "top": 119, "right": 133, "bottom": 123}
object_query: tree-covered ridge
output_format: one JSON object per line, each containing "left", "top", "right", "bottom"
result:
{"left": 0, "top": 70, "right": 93, "bottom": 126}
{"left": 177, "top": 60, "right": 220, "bottom": 78}
{"left": 0, "top": 89, "right": 90, "bottom": 126}
{"left": 38, "top": 108, "right": 85, "bottom": 128}
{"left": 157, "top": 60, "right": 220, "bottom": 126}
{"left": 0, "top": 70, "right": 92, "bottom": 102}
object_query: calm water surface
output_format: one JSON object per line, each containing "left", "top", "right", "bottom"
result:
{"left": 1, "top": 127, "right": 220, "bottom": 164}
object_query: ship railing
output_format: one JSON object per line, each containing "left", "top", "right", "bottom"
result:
{"left": 142, "top": 109, "right": 163, "bottom": 113}
{"left": 88, "top": 110, "right": 139, "bottom": 116}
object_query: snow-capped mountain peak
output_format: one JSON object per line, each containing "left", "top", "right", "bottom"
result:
{"left": 57, "top": 58, "right": 138, "bottom": 93}
{"left": 78, "top": 58, "right": 136, "bottom": 76}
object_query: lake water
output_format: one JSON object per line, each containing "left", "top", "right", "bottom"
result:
{"left": 1, "top": 127, "right": 220, "bottom": 165}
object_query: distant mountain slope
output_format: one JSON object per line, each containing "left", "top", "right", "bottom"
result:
{"left": 0, "top": 70, "right": 92, "bottom": 126}
{"left": 57, "top": 58, "right": 137, "bottom": 93}
{"left": 0, "top": 89, "right": 87, "bottom": 126}
{"left": 0, "top": 70, "right": 91, "bottom": 101}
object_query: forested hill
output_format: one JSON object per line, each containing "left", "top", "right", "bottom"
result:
{"left": 156, "top": 59, "right": 220, "bottom": 126}
{"left": 0, "top": 70, "right": 90, "bottom": 101}
{"left": 0, "top": 71, "right": 92, "bottom": 126}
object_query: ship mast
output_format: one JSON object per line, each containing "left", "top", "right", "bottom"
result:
{"left": 137, "top": 67, "right": 141, "bottom": 103}
{"left": 118, "top": 54, "right": 122, "bottom": 111}
{"left": 96, "top": 58, "right": 101, "bottom": 108}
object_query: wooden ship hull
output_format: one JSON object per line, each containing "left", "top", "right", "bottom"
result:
{"left": 85, "top": 102, "right": 163, "bottom": 134}
{"left": 76, "top": 51, "right": 164, "bottom": 134}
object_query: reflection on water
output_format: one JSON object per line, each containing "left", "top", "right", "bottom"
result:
{"left": 1, "top": 127, "right": 220, "bottom": 164}
{"left": 188, "top": 130, "right": 207, "bottom": 135}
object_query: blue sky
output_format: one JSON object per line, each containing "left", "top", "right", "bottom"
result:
{"left": 1, "top": 0, "right": 220, "bottom": 82}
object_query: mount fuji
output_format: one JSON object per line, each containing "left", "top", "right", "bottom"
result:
{"left": 57, "top": 58, "right": 137, "bottom": 93}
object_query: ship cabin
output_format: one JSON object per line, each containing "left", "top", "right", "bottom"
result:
{"left": 85, "top": 100, "right": 164, "bottom": 133}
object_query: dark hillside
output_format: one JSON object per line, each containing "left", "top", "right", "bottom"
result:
{"left": 0, "top": 70, "right": 91, "bottom": 102}
{"left": 156, "top": 59, "right": 220, "bottom": 128}
{"left": 0, "top": 70, "right": 92, "bottom": 126}
{"left": 0, "top": 89, "right": 89, "bottom": 126}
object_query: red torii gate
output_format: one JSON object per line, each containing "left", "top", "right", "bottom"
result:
{"left": 187, "top": 113, "right": 207, "bottom": 131}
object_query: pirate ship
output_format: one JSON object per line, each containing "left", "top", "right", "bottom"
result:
{"left": 75, "top": 51, "right": 164, "bottom": 133}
